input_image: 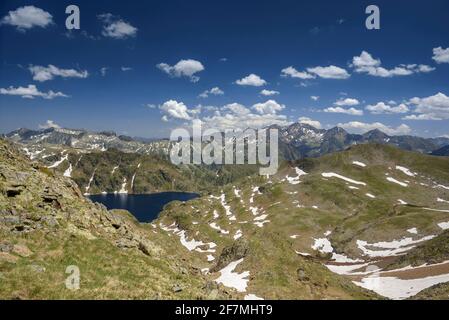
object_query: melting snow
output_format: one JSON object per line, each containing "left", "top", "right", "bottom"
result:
{"left": 407, "top": 228, "right": 418, "bottom": 234}
{"left": 118, "top": 178, "right": 128, "bottom": 194}
{"left": 215, "top": 259, "right": 250, "bottom": 293}
{"left": 437, "top": 198, "right": 449, "bottom": 204}
{"left": 356, "top": 235, "right": 435, "bottom": 257}
{"left": 209, "top": 222, "right": 230, "bottom": 234}
{"left": 438, "top": 221, "right": 449, "bottom": 230}
{"left": 207, "top": 254, "right": 215, "bottom": 262}
{"left": 48, "top": 154, "right": 68, "bottom": 168}
{"left": 398, "top": 199, "right": 408, "bottom": 205}
{"left": 233, "top": 229, "right": 243, "bottom": 240}
{"left": 322, "top": 172, "right": 366, "bottom": 186}
{"left": 366, "top": 193, "right": 376, "bottom": 199}
{"left": 352, "top": 161, "right": 366, "bottom": 167}
{"left": 386, "top": 177, "right": 408, "bottom": 187}
{"left": 395, "top": 166, "right": 416, "bottom": 177}
{"left": 244, "top": 294, "right": 264, "bottom": 300}
{"left": 354, "top": 273, "right": 449, "bottom": 300}
{"left": 63, "top": 163, "right": 73, "bottom": 177}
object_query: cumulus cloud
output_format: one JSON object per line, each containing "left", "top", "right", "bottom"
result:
{"left": 157, "top": 59, "right": 204, "bottom": 82}
{"left": 404, "top": 92, "right": 449, "bottom": 120}
{"left": 224, "top": 103, "right": 251, "bottom": 116}
{"left": 0, "top": 6, "right": 53, "bottom": 31}
{"left": 310, "top": 96, "right": 319, "bottom": 101}
{"left": 252, "top": 100, "right": 285, "bottom": 115}
{"left": 159, "top": 100, "right": 193, "bottom": 121}
{"left": 298, "top": 117, "right": 322, "bottom": 129}
{"left": 201, "top": 110, "right": 289, "bottom": 132}
{"left": 98, "top": 13, "right": 137, "bottom": 39}
{"left": 324, "top": 106, "right": 363, "bottom": 116}
{"left": 366, "top": 102, "right": 409, "bottom": 114}
{"left": 260, "top": 89, "right": 279, "bottom": 96}
{"left": 199, "top": 87, "right": 224, "bottom": 98}
{"left": 29, "top": 65, "right": 88, "bottom": 82}
{"left": 334, "top": 98, "right": 359, "bottom": 106}
{"left": 337, "top": 121, "right": 411, "bottom": 135}
{"left": 282, "top": 65, "right": 349, "bottom": 80}
{"left": 39, "top": 120, "right": 60, "bottom": 129}
{"left": 121, "top": 67, "right": 132, "bottom": 71}
{"left": 281, "top": 66, "right": 315, "bottom": 80}
{"left": 0, "top": 84, "right": 68, "bottom": 99}
{"left": 351, "top": 51, "right": 434, "bottom": 77}
{"left": 235, "top": 74, "right": 267, "bottom": 86}
{"left": 307, "top": 65, "right": 350, "bottom": 79}
{"left": 432, "top": 47, "right": 449, "bottom": 64}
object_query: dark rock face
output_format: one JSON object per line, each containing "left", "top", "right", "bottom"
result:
{"left": 210, "top": 240, "right": 249, "bottom": 273}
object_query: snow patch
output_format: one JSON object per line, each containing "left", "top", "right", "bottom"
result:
{"left": 215, "top": 259, "right": 250, "bottom": 293}
{"left": 386, "top": 177, "right": 408, "bottom": 187}
{"left": 322, "top": 172, "right": 366, "bottom": 186}
{"left": 352, "top": 161, "right": 366, "bottom": 167}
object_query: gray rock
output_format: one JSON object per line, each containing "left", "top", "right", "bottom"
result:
{"left": 0, "top": 242, "right": 13, "bottom": 253}
{"left": 29, "top": 264, "right": 46, "bottom": 273}
{"left": 172, "top": 284, "right": 183, "bottom": 293}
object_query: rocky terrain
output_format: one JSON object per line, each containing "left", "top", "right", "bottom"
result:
{"left": 1, "top": 134, "right": 449, "bottom": 300}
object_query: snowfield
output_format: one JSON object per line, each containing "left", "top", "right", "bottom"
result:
{"left": 352, "top": 161, "right": 366, "bottom": 167}
{"left": 395, "top": 166, "right": 416, "bottom": 177}
{"left": 215, "top": 259, "right": 250, "bottom": 292}
{"left": 321, "top": 172, "right": 366, "bottom": 186}
{"left": 386, "top": 177, "right": 408, "bottom": 187}
{"left": 357, "top": 235, "right": 435, "bottom": 258}
{"left": 354, "top": 273, "right": 449, "bottom": 300}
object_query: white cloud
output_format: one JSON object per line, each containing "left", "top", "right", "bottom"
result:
{"left": 0, "top": 84, "right": 68, "bottom": 99}
{"left": 98, "top": 13, "right": 137, "bottom": 39}
{"left": 432, "top": 47, "right": 449, "bottom": 64}
{"left": 199, "top": 87, "right": 224, "bottom": 98}
{"left": 201, "top": 110, "right": 289, "bottom": 132}
{"left": 337, "top": 121, "right": 411, "bottom": 135}
{"left": 324, "top": 106, "right": 363, "bottom": 116}
{"left": 307, "top": 65, "right": 350, "bottom": 79}
{"left": 281, "top": 66, "right": 315, "bottom": 80}
{"left": 157, "top": 59, "right": 204, "bottom": 82}
{"left": 310, "top": 96, "right": 319, "bottom": 101}
{"left": 29, "top": 65, "right": 88, "bottom": 82}
{"left": 252, "top": 100, "right": 285, "bottom": 115}
{"left": 121, "top": 67, "right": 132, "bottom": 71}
{"left": 39, "top": 120, "right": 60, "bottom": 129}
{"left": 366, "top": 102, "right": 409, "bottom": 114}
{"left": 0, "top": 6, "right": 53, "bottom": 30}
{"left": 334, "top": 98, "right": 359, "bottom": 106}
{"left": 235, "top": 74, "right": 267, "bottom": 87}
{"left": 351, "top": 51, "right": 435, "bottom": 77}
{"left": 159, "top": 100, "right": 193, "bottom": 121}
{"left": 405, "top": 92, "right": 449, "bottom": 120}
{"left": 224, "top": 103, "right": 251, "bottom": 116}
{"left": 100, "top": 67, "right": 108, "bottom": 77}
{"left": 260, "top": 89, "right": 280, "bottom": 96}
{"left": 298, "top": 117, "right": 322, "bottom": 129}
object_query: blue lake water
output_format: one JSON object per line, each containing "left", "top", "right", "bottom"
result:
{"left": 88, "top": 192, "right": 199, "bottom": 222}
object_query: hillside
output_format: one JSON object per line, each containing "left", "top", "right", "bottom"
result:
{"left": 0, "top": 138, "right": 378, "bottom": 299}
{"left": 153, "top": 143, "right": 449, "bottom": 299}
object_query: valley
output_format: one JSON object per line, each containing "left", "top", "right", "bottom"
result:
{"left": 1, "top": 125, "right": 449, "bottom": 300}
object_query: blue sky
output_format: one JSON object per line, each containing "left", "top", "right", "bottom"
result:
{"left": 1, "top": 0, "right": 448, "bottom": 138}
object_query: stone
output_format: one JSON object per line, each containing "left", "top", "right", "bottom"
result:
{"left": 0, "top": 242, "right": 13, "bottom": 253}
{"left": 172, "top": 284, "right": 183, "bottom": 293}
{"left": 29, "top": 264, "right": 46, "bottom": 273}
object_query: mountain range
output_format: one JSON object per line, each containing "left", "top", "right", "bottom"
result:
{"left": 2, "top": 137, "right": 449, "bottom": 299}
{"left": 4, "top": 124, "right": 449, "bottom": 161}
